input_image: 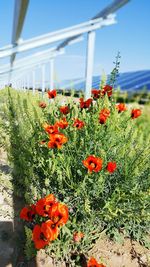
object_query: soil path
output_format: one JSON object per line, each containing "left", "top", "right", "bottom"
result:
{"left": 90, "top": 234, "right": 150, "bottom": 267}
{"left": 0, "top": 148, "right": 24, "bottom": 267}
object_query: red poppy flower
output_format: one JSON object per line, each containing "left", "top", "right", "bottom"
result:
{"left": 73, "top": 232, "right": 84, "bottom": 242}
{"left": 32, "top": 221, "right": 55, "bottom": 249}
{"left": 43, "top": 123, "right": 59, "bottom": 134}
{"left": 20, "top": 205, "right": 36, "bottom": 221}
{"left": 48, "top": 133, "right": 68, "bottom": 149}
{"left": 87, "top": 257, "right": 106, "bottom": 267}
{"left": 47, "top": 89, "right": 57, "bottom": 99}
{"left": 100, "top": 108, "right": 110, "bottom": 117}
{"left": 131, "top": 109, "right": 142, "bottom": 119}
{"left": 99, "top": 114, "right": 107, "bottom": 124}
{"left": 79, "top": 98, "right": 93, "bottom": 109}
{"left": 101, "top": 85, "right": 112, "bottom": 97}
{"left": 44, "top": 220, "right": 59, "bottom": 241}
{"left": 73, "top": 119, "right": 85, "bottom": 129}
{"left": 91, "top": 89, "right": 101, "bottom": 99}
{"left": 60, "top": 106, "right": 70, "bottom": 115}
{"left": 116, "top": 103, "right": 127, "bottom": 113}
{"left": 99, "top": 108, "right": 110, "bottom": 124}
{"left": 83, "top": 155, "right": 103, "bottom": 173}
{"left": 56, "top": 118, "right": 68, "bottom": 129}
{"left": 106, "top": 162, "right": 117, "bottom": 173}
{"left": 36, "top": 194, "right": 56, "bottom": 217}
{"left": 39, "top": 102, "right": 47, "bottom": 108}
{"left": 49, "top": 202, "right": 69, "bottom": 226}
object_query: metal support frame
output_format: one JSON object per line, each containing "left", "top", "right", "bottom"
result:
{"left": 0, "top": 15, "right": 114, "bottom": 86}
{"left": 20, "top": 80, "right": 22, "bottom": 90}
{"left": 0, "top": 52, "right": 65, "bottom": 85}
{"left": 11, "top": 0, "right": 29, "bottom": 65}
{"left": 0, "top": 0, "right": 130, "bottom": 97}
{"left": 23, "top": 78, "right": 25, "bottom": 91}
{"left": 92, "top": 0, "right": 130, "bottom": 20}
{"left": 41, "top": 64, "right": 45, "bottom": 96}
{"left": 32, "top": 70, "right": 35, "bottom": 94}
{"left": 85, "top": 31, "right": 96, "bottom": 99}
{"left": 0, "top": 48, "right": 64, "bottom": 75}
{"left": 27, "top": 75, "right": 29, "bottom": 90}
{"left": 50, "top": 59, "right": 54, "bottom": 90}
{"left": 0, "top": 16, "right": 116, "bottom": 58}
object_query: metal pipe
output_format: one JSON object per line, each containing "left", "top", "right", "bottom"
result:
{"left": 11, "top": 0, "right": 29, "bottom": 65}
{"left": 50, "top": 59, "right": 54, "bottom": 90}
{"left": 0, "top": 17, "right": 116, "bottom": 58}
{"left": 32, "top": 70, "right": 35, "bottom": 94}
{"left": 85, "top": 31, "right": 96, "bottom": 99}
{"left": 41, "top": 65, "right": 45, "bottom": 96}
{"left": 0, "top": 49, "right": 65, "bottom": 75}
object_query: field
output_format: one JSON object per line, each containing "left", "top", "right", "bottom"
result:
{"left": 0, "top": 87, "right": 150, "bottom": 267}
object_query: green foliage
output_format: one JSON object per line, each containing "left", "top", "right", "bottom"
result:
{"left": 109, "top": 51, "right": 121, "bottom": 87}
{"left": 24, "top": 226, "right": 36, "bottom": 260}
{"left": 0, "top": 86, "right": 150, "bottom": 265}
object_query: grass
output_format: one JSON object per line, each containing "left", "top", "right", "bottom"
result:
{"left": 0, "top": 87, "right": 150, "bottom": 266}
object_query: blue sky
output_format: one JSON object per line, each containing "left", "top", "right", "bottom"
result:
{"left": 0, "top": 0, "right": 150, "bottom": 81}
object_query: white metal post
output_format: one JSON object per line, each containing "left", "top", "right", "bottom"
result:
{"left": 18, "top": 81, "right": 20, "bottom": 89}
{"left": 32, "top": 70, "right": 35, "bottom": 94}
{"left": 13, "top": 81, "right": 16, "bottom": 89}
{"left": 15, "top": 81, "right": 17, "bottom": 89}
{"left": 23, "top": 78, "right": 26, "bottom": 91}
{"left": 20, "top": 80, "right": 23, "bottom": 90}
{"left": 22, "top": 80, "right": 24, "bottom": 90}
{"left": 11, "top": 0, "right": 29, "bottom": 65}
{"left": 41, "top": 64, "right": 45, "bottom": 96}
{"left": 85, "top": 30, "right": 96, "bottom": 99}
{"left": 27, "top": 75, "right": 29, "bottom": 90}
{"left": 50, "top": 59, "right": 54, "bottom": 90}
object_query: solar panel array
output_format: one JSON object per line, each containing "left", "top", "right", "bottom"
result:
{"left": 58, "top": 70, "right": 150, "bottom": 92}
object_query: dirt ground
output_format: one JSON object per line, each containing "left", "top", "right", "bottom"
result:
{"left": 89, "top": 235, "right": 150, "bottom": 267}
{"left": 25, "top": 235, "right": 150, "bottom": 267}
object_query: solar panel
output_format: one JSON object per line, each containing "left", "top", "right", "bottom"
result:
{"left": 58, "top": 70, "right": 150, "bottom": 91}
{"left": 117, "top": 71, "right": 150, "bottom": 86}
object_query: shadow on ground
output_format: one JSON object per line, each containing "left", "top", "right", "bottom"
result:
{"left": 0, "top": 150, "right": 30, "bottom": 267}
